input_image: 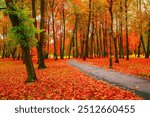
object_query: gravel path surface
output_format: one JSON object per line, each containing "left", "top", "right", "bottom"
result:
{"left": 68, "top": 60, "right": 150, "bottom": 99}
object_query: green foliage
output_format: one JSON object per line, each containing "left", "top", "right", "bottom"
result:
{"left": 6, "top": 38, "right": 18, "bottom": 52}
{"left": 7, "top": 5, "right": 41, "bottom": 47}
{"left": 0, "top": 0, "right": 6, "bottom": 9}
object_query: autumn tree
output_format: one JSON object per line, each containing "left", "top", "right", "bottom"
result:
{"left": 4, "top": 0, "right": 37, "bottom": 82}
{"left": 125, "top": 0, "right": 129, "bottom": 60}
{"left": 107, "top": 0, "right": 113, "bottom": 68}
{"left": 68, "top": 0, "right": 81, "bottom": 59}
{"left": 37, "top": 0, "right": 47, "bottom": 68}
{"left": 59, "top": 0, "right": 67, "bottom": 59}
{"left": 83, "top": 0, "right": 92, "bottom": 61}
{"left": 119, "top": 0, "right": 124, "bottom": 58}
{"left": 48, "top": 0, "right": 58, "bottom": 60}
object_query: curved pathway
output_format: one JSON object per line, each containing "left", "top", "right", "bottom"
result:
{"left": 68, "top": 60, "right": 150, "bottom": 99}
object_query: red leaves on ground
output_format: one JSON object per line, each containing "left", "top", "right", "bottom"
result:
{"left": 0, "top": 58, "right": 142, "bottom": 100}
{"left": 78, "top": 58, "right": 150, "bottom": 80}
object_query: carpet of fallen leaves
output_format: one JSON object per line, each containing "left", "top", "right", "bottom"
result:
{"left": 78, "top": 58, "right": 150, "bottom": 80}
{"left": 0, "top": 58, "right": 142, "bottom": 100}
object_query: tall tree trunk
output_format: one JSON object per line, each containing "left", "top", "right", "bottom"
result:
{"left": 22, "top": 45, "right": 37, "bottom": 82}
{"left": 31, "top": 0, "right": 39, "bottom": 60}
{"left": 68, "top": 14, "right": 78, "bottom": 59}
{"left": 47, "top": 16, "right": 50, "bottom": 58}
{"left": 60, "top": 3, "right": 65, "bottom": 59}
{"left": 72, "top": 34, "right": 75, "bottom": 58}
{"left": 68, "top": 39, "right": 73, "bottom": 59}
{"left": 109, "top": 0, "right": 113, "bottom": 69}
{"left": 5, "top": 0, "right": 37, "bottom": 82}
{"left": 80, "top": 32, "right": 85, "bottom": 58}
{"left": 113, "top": 18, "right": 119, "bottom": 63}
{"left": 75, "top": 28, "right": 79, "bottom": 59}
{"left": 99, "top": 24, "right": 103, "bottom": 57}
{"left": 95, "top": 21, "right": 100, "bottom": 57}
{"left": 2, "top": 25, "right": 6, "bottom": 59}
{"left": 140, "top": 35, "right": 146, "bottom": 55}
{"left": 38, "top": 0, "right": 46, "bottom": 68}
{"left": 139, "top": 0, "right": 146, "bottom": 56}
{"left": 31, "top": 0, "right": 37, "bottom": 32}
{"left": 103, "top": 22, "right": 107, "bottom": 57}
{"left": 90, "top": 18, "right": 94, "bottom": 58}
{"left": 60, "top": 20, "right": 63, "bottom": 59}
{"left": 83, "top": 0, "right": 91, "bottom": 61}
{"left": 52, "top": 5, "right": 58, "bottom": 60}
{"left": 125, "top": 0, "right": 129, "bottom": 60}
{"left": 62, "top": 2, "right": 66, "bottom": 59}
{"left": 90, "top": 5, "right": 95, "bottom": 58}
{"left": 119, "top": 0, "right": 124, "bottom": 58}
{"left": 113, "top": 36, "right": 119, "bottom": 63}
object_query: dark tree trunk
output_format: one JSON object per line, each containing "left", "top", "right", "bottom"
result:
{"left": 83, "top": 0, "right": 91, "bottom": 61}
{"left": 90, "top": 20, "right": 94, "bottom": 58}
{"left": 17, "top": 54, "right": 20, "bottom": 60}
{"left": 47, "top": 16, "right": 50, "bottom": 58}
{"left": 99, "top": 24, "right": 103, "bottom": 57}
{"left": 2, "top": 25, "right": 6, "bottom": 59}
{"left": 102, "top": 23, "right": 106, "bottom": 57}
{"left": 113, "top": 37, "right": 119, "bottom": 63}
{"left": 60, "top": 20, "right": 63, "bottom": 59}
{"left": 102, "top": 18, "right": 108, "bottom": 58}
{"left": 12, "top": 47, "right": 17, "bottom": 60}
{"left": 52, "top": 8, "right": 58, "bottom": 60}
{"left": 119, "top": 0, "right": 124, "bottom": 58}
{"left": 2, "top": 43, "right": 6, "bottom": 59}
{"left": 140, "top": 35, "right": 146, "bottom": 55}
{"left": 138, "top": 41, "right": 141, "bottom": 57}
{"left": 108, "top": 0, "right": 113, "bottom": 69}
{"left": 31, "top": 0, "right": 37, "bottom": 31}
{"left": 125, "top": 0, "right": 129, "bottom": 60}
{"left": 90, "top": 5, "right": 95, "bottom": 58}
{"left": 136, "top": 0, "right": 146, "bottom": 57}
{"left": 68, "top": 39, "right": 73, "bottom": 59}
{"left": 62, "top": 3, "right": 66, "bottom": 59}
{"left": 38, "top": 0, "right": 46, "bottom": 68}
{"left": 113, "top": 18, "right": 119, "bottom": 63}
{"left": 68, "top": 14, "right": 78, "bottom": 59}
{"left": 72, "top": 34, "right": 75, "bottom": 58}
{"left": 5, "top": 0, "right": 37, "bottom": 82}
{"left": 75, "top": 28, "right": 79, "bottom": 59}
{"left": 95, "top": 22, "right": 100, "bottom": 57}
{"left": 22, "top": 45, "right": 37, "bottom": 82}
{"left": 138, "top": 0, "right": 146, "bottom": 57}
{"left": 31, "top": 0, "right": 39, "bottom": 60}
{"left": 80, "top": 32, "right": 85, "bottom": 58}
{"left": 115, "top": 19, "right": 119, "bottom": 62}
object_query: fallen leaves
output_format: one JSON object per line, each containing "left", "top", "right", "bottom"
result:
{"left": 0, "top": 58, "right": 142, "bottom": 100}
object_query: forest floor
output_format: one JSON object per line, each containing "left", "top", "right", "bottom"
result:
{"left": 68, "top": 59, "right": 150, "bottom": 99}
{"left": 0, "top": 58, "right": 142, "bottom": 100}
{"left": 78, "top": 58, "right": 150, "bottom": 80}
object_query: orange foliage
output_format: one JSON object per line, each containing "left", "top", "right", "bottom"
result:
{"left": 0, "top": 58, "right": 142, "bottom": 100}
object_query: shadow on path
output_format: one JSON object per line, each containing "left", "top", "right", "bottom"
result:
{"left": 68, "top": 60, "right": 150, "bottom": 100}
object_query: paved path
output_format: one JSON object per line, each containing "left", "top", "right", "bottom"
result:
{"left": 68, "top": 60, "right": 150, "bottom": 99}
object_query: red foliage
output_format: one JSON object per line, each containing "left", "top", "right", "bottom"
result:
{"left": 78, "top": 58, "right": 150, "bottom": 80}
{"left": 0, "top": 58, "right": 142, "bottom": 100}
